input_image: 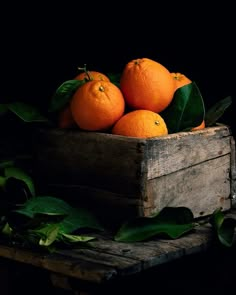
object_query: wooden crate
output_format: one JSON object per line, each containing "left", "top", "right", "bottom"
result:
{"left": 33, "top": 125, "right": 236, "bottom": 224}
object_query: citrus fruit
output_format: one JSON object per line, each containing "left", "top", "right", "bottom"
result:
{"left": 191, "top": 120, "right": 205, "bottom": 131}
{"left": 171, "top": 72, "right": 192, "bottom": 91}
{"left": 70, "top": 80, "right": 125, "bottom": 131}
{"left": 120, "top": 58, "right": 175, "bottom": 113}
{"left": 58, "top": 106, "right": 76, "bottom": 129}
{"left": 74, "top": 70, "right": 110, "bottom": 82}
{"left": 171, "top": 72, "right": 205, "bottom": 131}
{"left": 112, "top": 109, "right": 168, "bottom": 138}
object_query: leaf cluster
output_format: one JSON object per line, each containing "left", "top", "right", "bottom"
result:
{"left": 0, "top": 161, "right": 104, "bottom": 251}
{"left": 0, "top": 195, "right": 104, "bottom": 251}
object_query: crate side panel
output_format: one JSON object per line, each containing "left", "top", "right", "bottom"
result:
{"left": 144, "top": 154, "right": 231, "bottom": 218}
{"left": 33, "top": 129, "right": 147, "bottom": 195}
{"left": 37, "top": 183, "right": 145, "bottom": 227}
{"left": 145, "top": 126, "right": 232, "bottom": 179}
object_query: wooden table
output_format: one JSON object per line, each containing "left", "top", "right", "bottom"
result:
{"left": 1, "top": 210, "right": 236, "bottom": 294}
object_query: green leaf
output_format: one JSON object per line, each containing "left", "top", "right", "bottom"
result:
{"left": 160, "top": 82, "right": 205, "bottom": 133}
{"left": 218, "top": 218, "right": 236, "bottom": 247}
{"left": 8, "top": 211, "right": 67, "bottom": 232}
{"left": 7, "top": 196, "right": 103, "bottom": 248}
{"left": 60, "top": 232, "right": 95, "bottom": 243}
{"left": 209, "top": 207, "right": 224, "bottom": 230}
{"left": 13, "top": 196, "right": 104, "bottom": 233}
{"left": 209, "top": 208, "right": 236, "bottom": 247}
{"left": 1, "top": 222, "right": 13, "bottom": 236}
{"left": 14, "top": 196, "right": 72, "bottom": 218}
{"left": 29, "top": 223, "right": 60, "bottom": 246}
{"left": 205, "top": 96, "right": 232, "bottom": 127}
{"left": 59, "top": 207, "right": 104, "bottom": 234}
{"left": 48, "top": 79, "right": 84, "bottom": 112}
{"left": 8, "top": 102, "right": 48, "bottom": 122}
{"left": 28, "top": 224, "right": 96, "bottom": 247}
{"left": 115, "top": 207, "right": 195, "bottom": 242}
{"left": 4, "top": 167, "right": 36, "bottom": 197}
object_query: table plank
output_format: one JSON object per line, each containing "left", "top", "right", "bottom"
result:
{"left": 0, "top": 211, "right": 234, "bottom": 284}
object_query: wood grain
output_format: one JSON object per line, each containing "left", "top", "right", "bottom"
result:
{"left": 33, "top": 125, "right": 235, "bottom": 220}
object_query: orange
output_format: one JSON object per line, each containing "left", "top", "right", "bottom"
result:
{"left": 120, "top": 58, "right": 175, "bottom": 113}
{"left": 112, "top": 109, "right": 168, "bottom": 138}
{"left": 74, "top": 70, "right": 110, "bottom": 82}
{"left": 58, "top": 106, "right": 77, "bottom": 129}
{"left": 171, "top": 72, "right": 192, "bottom": 91}
{"left": 171, "top": 72, "right": 205, "bottom": 131}
{"left": 70, "top": 80, "right": 125, "bottom": 131}
{"left": 191, "top": 120, "right": 205, "bottom": 131}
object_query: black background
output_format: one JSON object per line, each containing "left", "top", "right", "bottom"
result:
{"left": 0, "top": 2, "right": 235, "bottom": 133}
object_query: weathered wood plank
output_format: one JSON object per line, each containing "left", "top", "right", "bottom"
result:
{"left": 145, "top": 155, "right": 231, "bottom": 217}
{"left": 35, "top": 126, "right": 231, "bottom": 186}
{"left": 41, "top": 183, "right": 144, "bottom": 226}
{"left": 55, "top": 247, "right": 142, "bottom": 276}
{"left": 0, "top": 224, "right": 214, "bottom": 283}
{"left": 0, "top": 245, "right": 117, "bottom": 283}
{"left": 33, "top": 125, "right": 235, "bottom": 222}
{"left": 145, "top": 126, "right": 231, "bottom": 179}
{"left": 81, "top": 225, "right": 213, "bottom": 270}
{"left": 43, "top": 154, "right": 232, "bottom": 222}
{"left": 0, "top": 210, "right": 236, "bottom": 285}
{"left": 34, "top": 128, "right": 146, "bottom": 193}
{"left": 0, "top": 226, "right": 212, "bottom": 283}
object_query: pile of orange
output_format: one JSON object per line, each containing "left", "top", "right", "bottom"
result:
{"left": 57, "top": 57, "right": 205, "bottom": 138}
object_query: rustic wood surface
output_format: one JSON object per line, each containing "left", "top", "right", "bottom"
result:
{"left": 34, "top": 125, "right": 232, "bottom": 191}
{"left": 1, "top": 210, "right": 236, "bottom": 285}
{"left": 145, "top": 154, "right": 231, "bottom": 216}
{"left": 145, "top": 125, "right": 232, "bottom": 178}
{"left": 33, "top": 125, "right": 235, "bottom": 222}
